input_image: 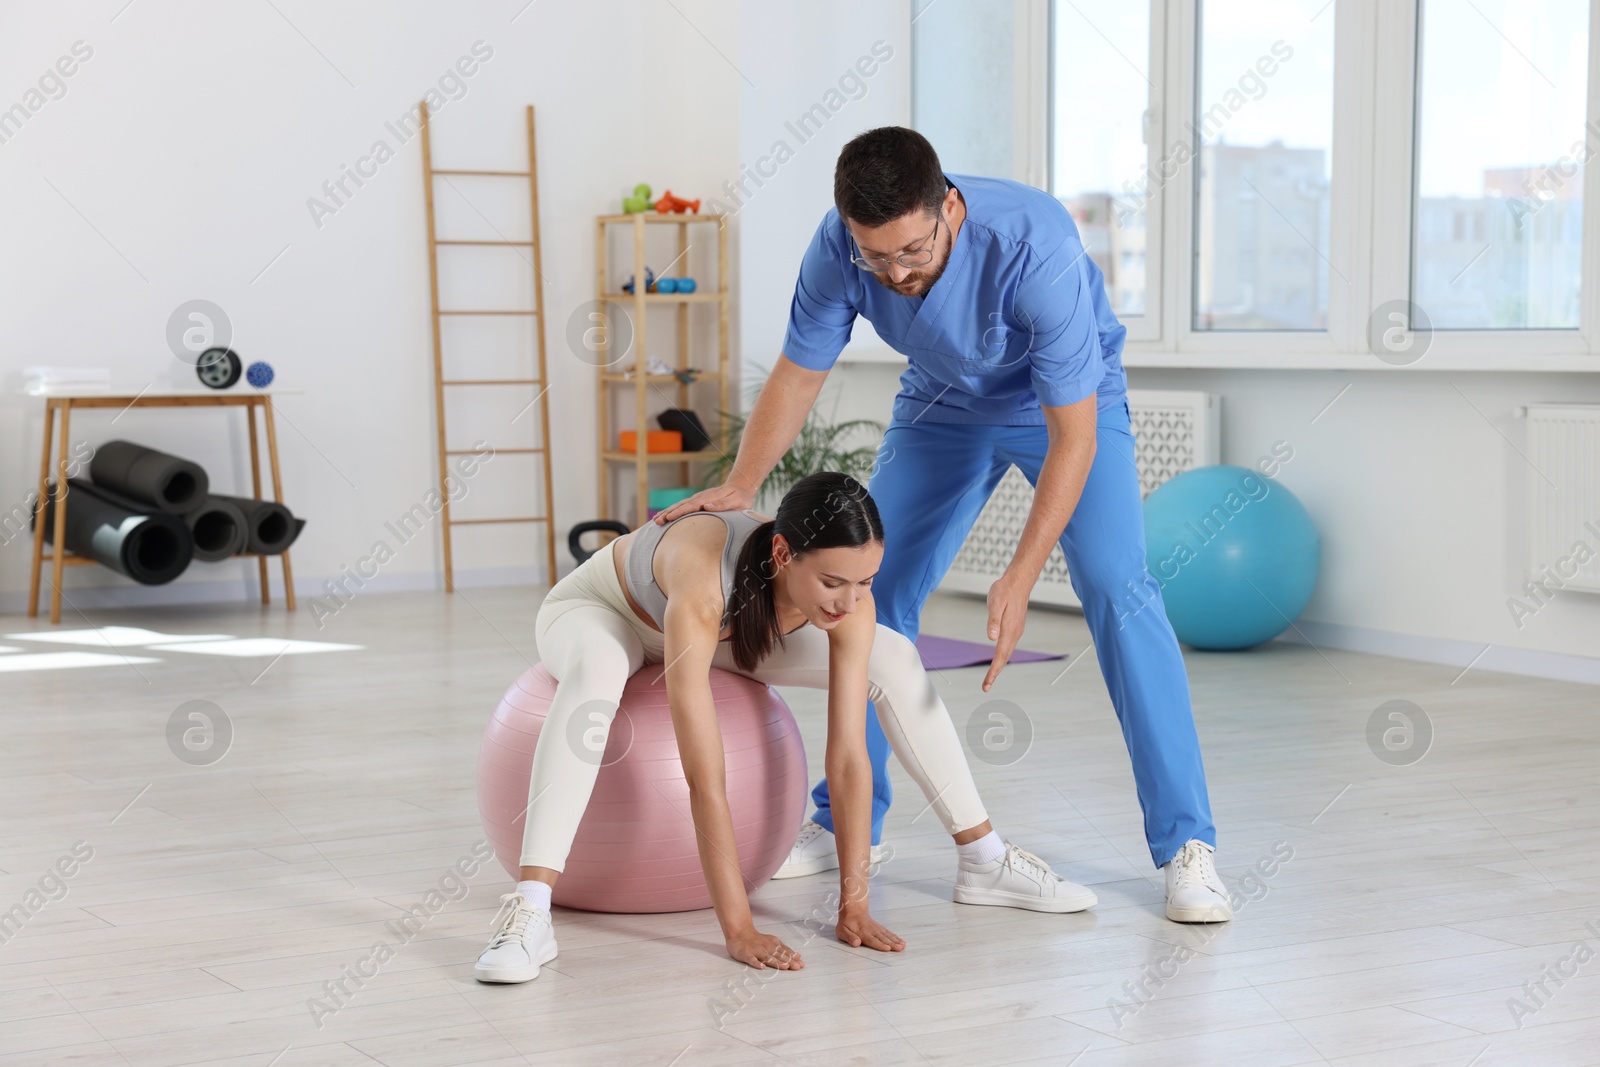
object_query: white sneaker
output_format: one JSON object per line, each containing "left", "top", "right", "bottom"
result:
{"left": 474, "top": 892, "right": 558, "bottom": 983}
{"left": 771, "top": 820, "right": 889, "bottom": 879}
{"left": 952, "top": 841, "right": 1097, "bottom": 913}
{"left": 1163, "top": 840, "right": 1233, "bottom": 923}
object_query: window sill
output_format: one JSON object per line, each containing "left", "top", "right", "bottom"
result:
{"left": 835, "top": 346, "right": 908, "bottom": 366}
{"left": 1122, "top": 351, "right": 1600, "bottom": 373}
{"left": 833, "top": 346, "right": 1600, "bottom": 372}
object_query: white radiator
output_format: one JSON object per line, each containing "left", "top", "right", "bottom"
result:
{"left": 939, "top": 389, "right": 1220, "bottom": 608}
{"left": 1524, "top": 403, "right": 1600, "bottom": 595}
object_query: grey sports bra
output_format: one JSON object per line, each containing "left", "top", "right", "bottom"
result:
{"left": 622, "top": 508, "right": 770, "bottom": 630}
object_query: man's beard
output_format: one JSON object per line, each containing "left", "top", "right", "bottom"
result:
{"left": 872, "top": 255, "right": 948, "bottom": 298}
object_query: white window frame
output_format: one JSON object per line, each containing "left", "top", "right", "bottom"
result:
{"left": 1024, "top": 0, "right": 1600, "bottom": 371}
{"left": 1369, "top": 0, "right": 1600, "bottom": 364}
{"left": 1166, "top": 0, "right": 1363, "bottom": 358}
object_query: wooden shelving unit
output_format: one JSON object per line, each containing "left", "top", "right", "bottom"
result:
{"left": 594, "top": 212, "right": 729, "bottom": 525}
{"left": 26, "top": 391, "right": 298, "bottom": 624}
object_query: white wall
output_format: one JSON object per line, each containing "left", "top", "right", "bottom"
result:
{"left": 822, "top": 353, "right": 1600, "bottom": 683}
{"left": 0, "top": 0, "right": 743, "bottom": 610}
{"left": 735, "top": 2, "right": 911, "bottom": 437}
{"left": 1130, "top": 367, "right": 1600, "bottom": 681}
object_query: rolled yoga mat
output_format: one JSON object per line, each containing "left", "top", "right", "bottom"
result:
{"left": 88, "top": 440, "right": 209, "bottom": 515}
{"left": 33, "top": 478, "right": 193, "bottom": 585}
{"left": 204, "top": 493, "right": 305, "bottom": 555}
{"left": 184, "top": 496, "right": 249, "bottom": 562}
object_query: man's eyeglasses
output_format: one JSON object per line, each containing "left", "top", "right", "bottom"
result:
{"left": 848, "top": 213, "right": 941, "bottom": 273}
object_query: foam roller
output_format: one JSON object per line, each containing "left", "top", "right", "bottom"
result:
{"left": 184, "top": 496, "right": 249, "bottom": 562}
{"left": 33, "top": 479, "right": 193, "bottom": 585}
{"left": 204, "top": 493, "right": 305, "bottom": 555}
{"left": 88, "top": 440, "right": 209, "bottom": 515}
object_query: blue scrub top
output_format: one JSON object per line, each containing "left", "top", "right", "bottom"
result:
{"left": 781, "top": 172, "right": 1128, "bottom": 426}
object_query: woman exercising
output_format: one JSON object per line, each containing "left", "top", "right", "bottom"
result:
{"left": 475, "top": 472, "right": 1095, "bottom": 983}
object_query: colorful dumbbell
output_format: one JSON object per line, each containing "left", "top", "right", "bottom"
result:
{"left": 621, "top": 267, "right": 656, "bottom": 294}
{"left": 654, "top": 190, "right": 700, "bottom": 214}
{"left": 622, "top": 183, "right": 652, "bottom": 214}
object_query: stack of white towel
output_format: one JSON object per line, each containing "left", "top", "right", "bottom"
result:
{"left": 23, "top": 367, "right": 112, "bottom": 395}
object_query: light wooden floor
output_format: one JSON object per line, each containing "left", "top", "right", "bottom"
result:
{"left": 2, "top": 584, "right": 1597, "bottom": 1067}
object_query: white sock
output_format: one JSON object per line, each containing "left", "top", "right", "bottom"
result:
{"left": 516, "top": 879, "right": 552, "bottom": 912}
{"left": 956, "top": 830, "right": 1005, "bottom": 868}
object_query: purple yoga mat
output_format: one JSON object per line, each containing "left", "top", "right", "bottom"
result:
{"left": 914, "top": 634, "right": 1066, "bottom": 670}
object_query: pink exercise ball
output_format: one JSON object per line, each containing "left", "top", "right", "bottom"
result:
{"left": 478, "top": 663, "right": 808, "bottom": 913}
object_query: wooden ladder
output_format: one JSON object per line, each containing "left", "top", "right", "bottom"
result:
{"left": 419, "top": 102, "right": 557, "bottom": 592}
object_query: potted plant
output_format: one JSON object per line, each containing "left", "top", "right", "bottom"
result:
{"left": 702, "top": 367, "right": 884, "bottom": 511}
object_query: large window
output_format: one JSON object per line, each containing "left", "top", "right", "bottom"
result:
{"left": 1412, "top": 0, "right": 1589, "bottom": 329}
{"left": 1050, "top": 2, "right": 1152, "bottom": 318}
{"left": 1193, "top": 0, "right": 1336, "bottom": 331}
{"left": 911, "top": 0, "right": 1600, "bottom": 365}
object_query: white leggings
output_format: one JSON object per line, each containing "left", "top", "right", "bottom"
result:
{"left": 520, "top": 538, "right": 990, "bottom": 870}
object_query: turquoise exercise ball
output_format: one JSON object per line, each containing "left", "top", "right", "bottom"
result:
{"left": 1142, "top": 465, "right": 1320, "bottom": 650}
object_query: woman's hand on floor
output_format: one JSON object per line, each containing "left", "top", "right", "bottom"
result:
{"left": 836, "top": 908, "right": 906, "bottom": 953}
{"left": 725, "top": 929, "right": 805, "bottom": 970}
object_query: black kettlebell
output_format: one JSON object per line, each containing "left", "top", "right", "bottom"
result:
{"left": 567, "top": 520, "right": 631, "bottom": 564}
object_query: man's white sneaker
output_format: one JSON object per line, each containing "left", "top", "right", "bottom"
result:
{"left": 952, "top": 841, "right": 1097, "bottom": 913}
{"left": 771, "top": 820, "right": 889, "bottom": 879}
{"left": 1163, "top": 840, "right": 1233, "bottom": 923}
{"left": 474, "top": 892, "right": 558, "bottom": 983}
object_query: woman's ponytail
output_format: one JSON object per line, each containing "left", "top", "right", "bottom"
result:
{"left": 726, "top": 520, "right": 779, "bottom": 672}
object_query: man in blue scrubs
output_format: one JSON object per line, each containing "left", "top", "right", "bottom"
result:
{"left": 656, "top": 127, "right": 1230, "bottom": 923}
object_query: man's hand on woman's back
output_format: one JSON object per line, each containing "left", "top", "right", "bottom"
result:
{"left": 652, "top": 483, "right": 756, "bottom": 524}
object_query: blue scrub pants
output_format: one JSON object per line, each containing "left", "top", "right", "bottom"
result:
{"left": 807, "top": 398, "right": 1216, "bottom": 869}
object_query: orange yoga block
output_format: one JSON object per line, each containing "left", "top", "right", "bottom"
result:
{"left": 619, "top": 430, "right": 682, "bottom": 453}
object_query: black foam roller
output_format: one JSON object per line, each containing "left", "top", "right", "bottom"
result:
{"left": 205, "top": 493, "right": 302, "bottom": 555}
{"left": 88, "top": 440, "right": 209, "bottom": 515}
{"left": 33, "top": 479, "right": 193, "bottom": 585}
{"left": 184, "top": 496, "right": 249, "bottom": 562}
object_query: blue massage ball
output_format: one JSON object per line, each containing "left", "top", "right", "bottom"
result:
{"left": 1141, "top": 465, "right": 1320, "bottom": 650}
{"left": 246, "top": 361, "right": 275, "bottom": 388}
